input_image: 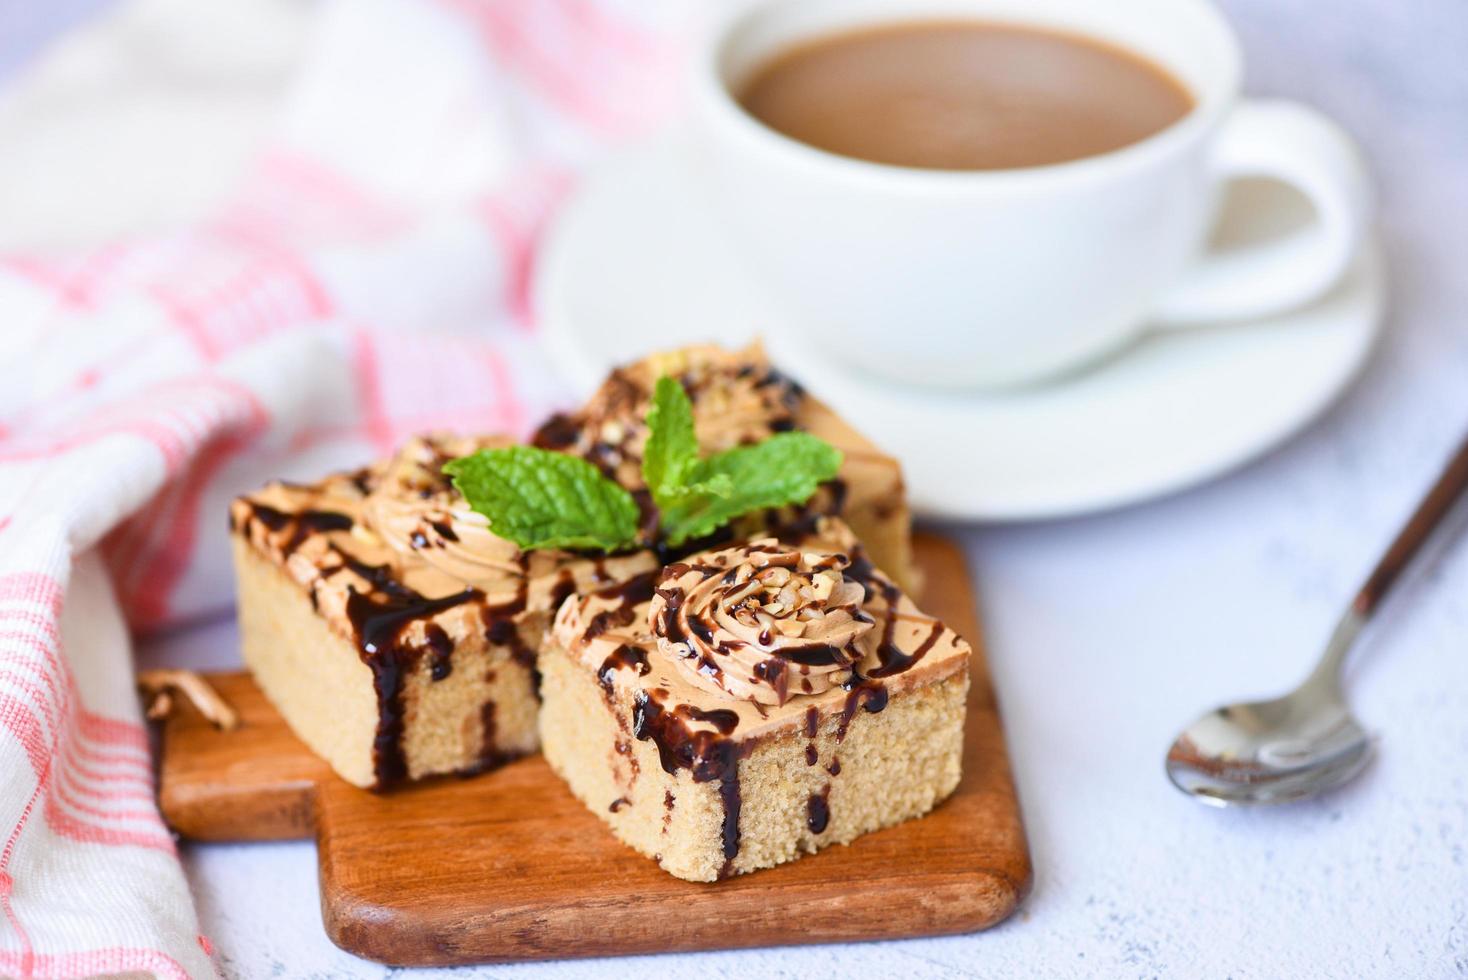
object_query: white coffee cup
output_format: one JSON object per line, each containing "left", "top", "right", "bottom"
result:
{"left": 693, "top": 0, "right": 1372, "bottom": 389}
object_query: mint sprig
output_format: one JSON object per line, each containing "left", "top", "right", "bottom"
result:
{"left": 642, "top": 377, "right": 842, "bottom": 546}
{"left": 443, "top": 446, "right": 640, "bottom": 553}
{"left": 445, "top": 375, "right": 843, "bottom": 553}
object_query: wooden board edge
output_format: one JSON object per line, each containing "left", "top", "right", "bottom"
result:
{"left": 320, "top": 862, "right": 1030, "bottom": 967}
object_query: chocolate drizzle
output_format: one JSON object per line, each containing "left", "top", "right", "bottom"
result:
{"left": 598, "top": 644, "right": 649, "bottom": 698}
{"left": 424, "top": 623, "right": 453, "bottom": 681}
{"left": 241, "top": 501, "right": 355, "bottom": 556}
{"left": 836, "top": 677, "right": 889, "bottom": 742}
{"left": 344, "top": 580, "right": 483, "bottom": 787}
{"left": 843, "top": 553, "right": 938, "bottom": 680}
{"left": 479, "top": 699, "right": 499, "bottom": 767}
{"left": 631, "top": 690, "right": 745, "bottom": 872}
{"left": 485, "top": 616, "right": 539, "bottom": 699}
{"left": 807, "top": 785, "right": 831, "bottom": 834}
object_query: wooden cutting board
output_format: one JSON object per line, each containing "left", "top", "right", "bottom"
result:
{"left": 157, "top": 532, "right": 1031, "bottom": 966}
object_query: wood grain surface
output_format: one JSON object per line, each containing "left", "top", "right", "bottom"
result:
{"left": 158, "top": 532, "right": 1032, "bottom": 966}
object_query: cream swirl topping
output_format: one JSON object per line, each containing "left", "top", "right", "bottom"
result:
{"left": 648, "top": 538, "right": 876, "bottom": 705}
{"left": 361, "top": 433, "right": 529, "bottom": 591}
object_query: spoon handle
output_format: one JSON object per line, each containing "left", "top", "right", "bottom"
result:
{"left": 1309, "top": 430, "right": 1468, "bottom": 687}
{"left": 1352, "top": 429, "right": 1468, "bottom": 619}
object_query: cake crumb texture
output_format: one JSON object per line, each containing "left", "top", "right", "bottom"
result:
{"left": 539, "top": 640, "right": 968, "bottom": 882}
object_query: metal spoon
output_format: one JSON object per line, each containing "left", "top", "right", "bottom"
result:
{"left": 1166, "top": 430, "right": 1468, "bottom": 806}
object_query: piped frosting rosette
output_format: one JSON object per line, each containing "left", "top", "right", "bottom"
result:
{"left": 361, "top": 434, "right": 531, "bottom": 590}
{"left": 648, "top": 538, "right": 877, "bottom": 705}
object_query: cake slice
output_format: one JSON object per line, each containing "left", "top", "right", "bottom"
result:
{"left": 231, "top": 345, "right": 918, "bottom": 793}
{"left": 539, "top": 519, "right": 969, "bottom": 881}
{"left": 230, "top": 434, "right": 657, "bottom": 790}
{"left": 533, "top": 343, "right": 917, "bottom": 592}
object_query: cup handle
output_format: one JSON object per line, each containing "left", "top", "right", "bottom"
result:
{"left": 1152, "top": 99, "right": 1373, "bottom": 328}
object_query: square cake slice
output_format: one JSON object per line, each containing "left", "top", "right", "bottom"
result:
{"left": 231, "top": 435, "right": 657, "bottom": 790}
{"left": 532, "top": 343, "right": 918, "bottom": 593}
{"left": 539, "top": 519, "right": 969, "bottom": 881}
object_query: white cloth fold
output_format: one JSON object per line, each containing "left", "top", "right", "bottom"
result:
{"left": 0, "top": 0, "right": 697, "bottom": 974}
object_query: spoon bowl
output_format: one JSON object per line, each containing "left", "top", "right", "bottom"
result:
{"left": 1165, "top": 691, "right": 1373, "bottom": 806}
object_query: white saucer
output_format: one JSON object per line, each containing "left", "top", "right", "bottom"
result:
{"left": 535, "top": 130, "right": 1384, "bottom": 522}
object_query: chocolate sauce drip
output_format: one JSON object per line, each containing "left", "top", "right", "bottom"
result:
{"left": 335, "top": 551, "right": 418, "bottom": 600}
{"left": 843, "top": 554, "right": 937, "bottom": 680}
{"left": 718, "top": 769, "right": 742, "bottom": 872}
{"left": 653, "top": 587, "right": 686, "bottom": 644}
{"left": 805, "top": 744, "right": 818, "bottom": 766}
{"left": 343, "top": 582, "right": 483, "bottom": 788}
{"left": 546, "top": 570, "right": 577, "bottom": 616}
{"left": 584, "top": 604, "right": 637, "bottom": 641}
{"left": 868, "top": 620, "right": 945, "bottom": 678}
{"left": 409, "top": 530, "right": 429, "bottom": 550}
{"left": 803, "top": 706, "right": 820, "bottom": 738}
{"left": 424, "top": 623, "right": 453, "bottom": 681}
{"left": 348, "top": 467, "right": 375, "bottom": 496}
{"left": 825, "top": 477, "right": 849, "bottom": 516}
{"left": 631, "top": 690, "right": 743, "bottom": 865}
{"left": 429, "top": 519, "right": 459, "bottom": 542}
{"left": 750, "top": 658, "right": 789, "bottom": 703}
{"left": 479, "top": 699, "right": 499, "bottom": 767}
{"left": 485, "top": 616, "right": 540, "bottom": 699}
{"left": 688, "top": 615, "right": 715, "bottom": 645}
{"left": 836, "top": 678, "right": 889, "bottom": 742}
{"left": 633, "top": 489, "right": 659, "bottom": 542}
{"left": 531, "top": 411, "right": 580, "bottom": 450}
{"left": 775, "top": 643, "right": 847, "bottom": 667}
{"left": 296, "top": 509, "right": 354, "bottom": 533}
{"left": 598, "top": 645, "right": 649, "bottom": 698}
{"left": 591, "top": 569, "right": 657, "bottom": 607}
{"left": 246, "top": 503, "right": 292, "bottom": 531}
{"left": 241, "top": 501, "right": 354, "bottom": 555}
{"left": 807, "top": 786, "right": 831, "bottom": 834}
{"left": 680, "top": 705, "right": 739, "bottom": 735}
{"left": 663, "top": 789, "right": 676, "bottom": 832}
{"left": 482, "top": 579, "right": 529, "bottom": 619}
{"left": 827, "top": 758, "right": 842, "bottom": 776}
{"left": 609, "top": 797, "right": 630, "bottom": 813}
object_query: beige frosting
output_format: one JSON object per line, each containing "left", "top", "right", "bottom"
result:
{"left": 361, "top": 434, "right": 534, "bottom": 593}
{"left": 230, "top": 436, "right": 659, "bottom": 653}
{"left": 649, "top": 539, "right": 876, "bottom": 705}
{"left": 533, "top": 343, "right": 802, "bottom": 491}
{"left": 554, "top": 519, "right": 970, "bottom": 744}
{"left": 530, "top": 342, "right": 915, "bottom": 591}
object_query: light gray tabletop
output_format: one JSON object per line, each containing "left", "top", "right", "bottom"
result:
{"left": 115, "top": 0, "right": 1468, "bottom": 975}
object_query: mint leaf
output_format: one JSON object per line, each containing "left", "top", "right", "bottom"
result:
{"left": 444, "top": 446, "right": 640, "bottom": 553}
{"left": 642, "top": 376, "right": 701, "bottom": 504}
{"left": 659, "top": 432, "right": 843, "bottom": 546}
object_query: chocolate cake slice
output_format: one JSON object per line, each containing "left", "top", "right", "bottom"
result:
{"left": 538, "top": 519, "right": 969, "bottom": 881}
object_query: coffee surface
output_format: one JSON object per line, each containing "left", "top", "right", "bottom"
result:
{"left": 738, "top": 21, "right": 1194, "bottom": 171}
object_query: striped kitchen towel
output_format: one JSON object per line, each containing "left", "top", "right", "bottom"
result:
{"left": 0, "top": 0, "right": 692, "bottom": 975}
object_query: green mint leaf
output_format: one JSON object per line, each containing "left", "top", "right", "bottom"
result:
{"left": 641, "top": 375, "right": 701, "bottom": 506}
{"left": 660, "top": 432, "right": 843, "bottom": 546}
{"left": 443, "top": 446, "right": 640, "bottom": 553}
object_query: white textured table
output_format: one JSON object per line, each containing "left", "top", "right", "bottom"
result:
{"left": 132, "top": 0, "right": 1468, "bottom": 976}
